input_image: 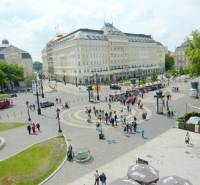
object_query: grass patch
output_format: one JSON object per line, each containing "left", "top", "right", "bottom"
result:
{"left": 0, "top": 122, "right": 27, "bottom": 132}
{"left": 0, "top": 136, "right": 67, "bottom": 185}
{"left": 0, "top": 94, "right": 10, "bottom": 101}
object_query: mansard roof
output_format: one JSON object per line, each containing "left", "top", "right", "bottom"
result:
{"left": 0, "top": 45, "right": 32, "bottom": 59}
{"left": 47, "top": 23, "right": 156, "bottom": 46}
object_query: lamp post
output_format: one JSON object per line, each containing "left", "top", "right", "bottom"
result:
{"left": 40, "top": 77, "right": 44, "bottom": 98}
{"left": 96, "top": 73, "right": 100, "bottom": 101}
{"left": 35, "top": 80, "right": 41, "bottom": 115}
{"left": 75, "top": 76, "right": 78, "bottom": 87}
{"left": 26, "top": 101, "right": 31, "bottom": 121}
{"left": 56, "top": 108, "right": 62, "bottom": 133}
{"left": 63, "top": 72, "right": 66, "bottom": 85}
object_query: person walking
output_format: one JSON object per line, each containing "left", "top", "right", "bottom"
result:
{"left": 27, "top": 125, "right": 31, "bottom": 135}
{"left": 185, "top": 131, "right": 190, "bottom": 144}
{"left": 105, "top": 112, "right": 108, "bottom": 124}
{"left": 111, "top": 117, "right": 115, "bottom": 127}
{"left": 94, "top": 170, "right": 100, "bottom": 185}
{"left": 114, "top": 113, "right": 117, "bottom": 126}
{"left": 108, "top": 103, "right": 111, "bottom": 110}
{"left": 100, "top": 172, "right": 106, "bottom": 185}
{"left": 141, "top": 128, "right": 145, "bottom": 138}
{"left": 67, "top": 144, "right": 73, "bottom": 161}
{"left": 33, "top": 104, "right": 35, "bottom": 111}
{"left": 36, "top": 123, "right": 40, "bottom": 132}
{"left": 32, "top": 123, "right": 36, "bottom": 134}
{"left": 133, "top": 121, "right": 137, "bottom": 133}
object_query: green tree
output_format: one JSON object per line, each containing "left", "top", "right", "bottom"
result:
{"left": 0, "top": 60, "right": 24, "bottom": 89}
{"left": 24, "top": 75, "right": 36, "bottom": 87}
{"left": 33, "top": 61, "right": 43, "bottom": 72}
{"left": 165, "top": 53, "right": 175, "bottom": 71}
{"left": 151, "top": 72, "right": 158, "bottom": 82}
{"left": 185, "top": 30, "right": 200, "bottom": 76}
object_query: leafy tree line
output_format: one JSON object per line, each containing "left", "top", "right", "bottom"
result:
{"left": 185, "top": 30, "right": 200, "bottom": 76}
{"left": 0, "top": 60, "right": 24, "bottom": 91}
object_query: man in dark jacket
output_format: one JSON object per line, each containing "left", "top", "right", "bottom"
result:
{"left": 100, "top": 172, "right": 106, "bottom": 185}
{"left": 27, "top": 125, "right": 31, "bottom": 135}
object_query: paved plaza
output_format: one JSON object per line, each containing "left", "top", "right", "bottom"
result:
{"left": 0, "top": 79, "right": 200, "bottom": 185}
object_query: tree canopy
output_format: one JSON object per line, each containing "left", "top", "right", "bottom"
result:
{"left": 165, "top": 53, "right": 174, "bottom": 71}
{"left": 33, "top": 61, "right": 43, "bottom": 72}
{"left": 0, "top": 60, "right": 24, "bottom": 90}
{"left": 185, "top": 30, "right": 200, "bottom": 75}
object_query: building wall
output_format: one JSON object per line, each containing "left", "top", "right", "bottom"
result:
{"left": 42, "top": 31, "right": 165, "bottom": 84}
{"left": 174, "top": 47, "right": 189, "bottom": 69}
{"left": 3, "top": 49, "right": 33, "bottom": 77}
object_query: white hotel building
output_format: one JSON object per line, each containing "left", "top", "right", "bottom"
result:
{"left": 42, "top": 23, "right": 165, "bottom": 84}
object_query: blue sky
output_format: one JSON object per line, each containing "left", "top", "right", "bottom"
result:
{"left": 0, "top": 0, "right": 200, "bottom": 61}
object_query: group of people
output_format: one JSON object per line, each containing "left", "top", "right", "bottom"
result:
{"left": 94, "top": 170, "right": 106, "bottom": 185}
{"left": 124, "top": 116, "right": 137, "bottom": 133}
{"left": 27, "top": 122, "right": 40, "bottom": 135}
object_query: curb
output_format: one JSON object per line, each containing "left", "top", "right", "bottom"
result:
{"left": 38, "top": 134, "right": 68, "bottom": 185}
{"left": 0, "top": 134, "right": 68, "bottom": 185}
{"left": 0, "top": 137, "right": 6, "bottom": 150}
{"left": 0, "top": 135, "right": 58, "bottom": 162}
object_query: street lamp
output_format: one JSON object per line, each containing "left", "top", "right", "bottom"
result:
{"left": 40, "top": 76, "right": 44, "bottom": 98}
{"left": 63, "top": 72, "right": 66, "bottom": 85}
{"left": 56, "top": 108, "right": 62, "bottom": 133}
{"left": 35, "top": 79, "right": 41, "bottom": 115}
{"left": 26, "top": 101, "right": 31, "bottom": 121}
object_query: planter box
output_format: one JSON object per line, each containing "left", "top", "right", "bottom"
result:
{"left": 178, "top": 122, "right": 185, "bottom": 129}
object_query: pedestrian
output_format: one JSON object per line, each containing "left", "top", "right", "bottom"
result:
{"left": 27, "top": 125, "right": 31, "bottom": 135}
{"left": 56, "top": 98, "right": 58, "bottom": 104}
{"left": 33, "top": 104, "right": 35, "bottom": 110}
{"left": 100, "top": 172, "right": 106, "bottom": 185}
{"left": 128, "top": 121, "right": 132, "bottom": 134}
{"left": 105, "top": 112, "right": 108, "bottom": 124}
{"left": 67, "top": 144, "right": 73, "bottom": 161}
{"left": 114, "top": 113, "right": 117, "bottom": 126}
{"left": 36, "top": 123, "right": 40, "bottom": 132}
{"left": 111, "top": 117, "right": 115, "bottom": 127}
{"left": 133, "top": 121, "right": 137, "bottom": 132}
{"left": 141, "top": 128, "right": 144, "bottom": 138}
{"left": 94, "top": 170, "right": 100, "bottom": 185}
{"left": 185, "top": 131, "right": 190, "bottom": 144}
{"left": 32, "top": 123, "right": 36, "bottom": 134}
{"left": 108, "top": 103, "right": 111, "bottom": 110}
{"left": 167, "top": 110, "right": 170, "bottom": 118}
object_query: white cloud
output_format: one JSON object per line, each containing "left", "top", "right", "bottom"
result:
{"left": 0, "top": 0, "right": 200, "bottom": 61}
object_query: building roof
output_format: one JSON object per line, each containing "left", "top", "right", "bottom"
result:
{"left": 0, "top": 45, "right": 32, "bottom": 59}
{"left": 46, "top": 23, "right": 156, "bottom": 47}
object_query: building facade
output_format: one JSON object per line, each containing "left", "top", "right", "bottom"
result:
{"left": 42, "top": 23, "right": 165, "bottom": 84}
{"left": 174, "top": 41, "right": 189, "bottom": 69}
{"left": 0, "top": 39, "right": 33, "bottom": 77}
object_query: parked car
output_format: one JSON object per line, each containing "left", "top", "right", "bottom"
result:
{"left": 110, "top": 84, "right": 121, "bottom": 90}
{"left": 40, "top": 101, "right": 54, "bottom": 108}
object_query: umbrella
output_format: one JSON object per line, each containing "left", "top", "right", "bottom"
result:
{"left": 187, "top": 116, "right": 200, "bottom": 125}
{"left": 127, "top": 164, "right": 159, "bottom": 184}
{"left": 157, "top": 176, "right": 193, "bottom": 185}
{"left": 110, "top": 178, "right": 140, "bottom": 185}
